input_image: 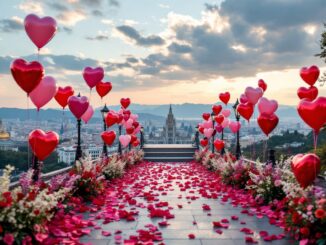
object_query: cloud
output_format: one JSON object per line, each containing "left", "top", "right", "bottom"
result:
{"left": 116, "top": 25, "right": 165, "bottom": 47}
{"left": 0, "top": 17, "right": 23, "bottom": 33}
{"left": 56, "top": 9, "right": 87, "bottom": 26}
{"left": 86, "top": 34, "right": 109, "bottom": 41}
{"left": 19, "top": 1, "right": 44, "bottom": 15}
{"left": 168, "top": 43, "right": 192, "bottom": 53}
{"left": 109, "top": 0, "right": 120, "bottom": 7}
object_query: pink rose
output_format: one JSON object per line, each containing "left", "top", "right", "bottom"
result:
{"left": 274, "top": 179, "right": 282, "bottom": 187}
{"left": 3, "top": 233, "right": 14, "bottom": 245}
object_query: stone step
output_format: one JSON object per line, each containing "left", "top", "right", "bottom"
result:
{"left": 144, "top": 156, "right": 194, "bottom": 162}
{"left": 145, "top": 152, "right": 195, "bottom": 157}
{"left": 143, "top": 144, "right": 196, "bottom": 162}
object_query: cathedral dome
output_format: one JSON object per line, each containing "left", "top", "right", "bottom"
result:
{"left": 0, "top": 119, "right": 10, "bottom": 140}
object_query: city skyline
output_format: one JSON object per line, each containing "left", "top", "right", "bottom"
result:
{"left": 0, "top": 0, "right": 325, "bottom": 109}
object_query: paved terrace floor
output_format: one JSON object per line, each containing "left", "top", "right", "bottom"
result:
{"left": 79, "top": 162, "right": 290, "bottom": 245}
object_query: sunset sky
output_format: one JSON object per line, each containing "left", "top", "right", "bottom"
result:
{"left": 0, "top": 0, "right": 325, "bottom": 108}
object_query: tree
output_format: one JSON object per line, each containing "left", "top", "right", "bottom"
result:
{"left": 316, "top": 23, "right": 326, "bottom": 86}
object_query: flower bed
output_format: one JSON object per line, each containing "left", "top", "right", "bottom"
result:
{"left": 195, "top": 149, "right": 326, "bottom": 244}
{"left": 0, "top": 150, "right": 144, "bottom": 244}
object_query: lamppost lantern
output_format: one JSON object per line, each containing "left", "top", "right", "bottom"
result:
{"left": 101, "top": 104, "right": 109, "bottom": 157}
{"left": 232, "top": 98, "right": 240, "bottom": 117}
{"left": 101, "top": 103, "right": 109, "bottom": 121}
{"left": 140, "top": 126, "right": 145, "bottom": 149}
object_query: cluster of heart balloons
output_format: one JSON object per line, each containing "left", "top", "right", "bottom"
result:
{"left": 296, "top": 66, "right": 326, "bottom": 140}
{"left": 101, "top": 98, "right": 141, "bottom": 148}
{"left": 197, "top": 92, "right": 242, "bottom": 151}
{"left": 83, "top": 66, "right": 113, "bottom": 98}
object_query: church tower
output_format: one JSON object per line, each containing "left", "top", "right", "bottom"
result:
{"left": 163, "top": 105, "right": 176, "bottom": 144}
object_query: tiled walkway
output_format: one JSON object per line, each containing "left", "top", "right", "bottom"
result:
{"left": 80, "top": 162, "right": 290, "bottom": 245}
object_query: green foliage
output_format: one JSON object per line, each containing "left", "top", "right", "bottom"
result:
{"left": 0, "top": 147, "right": 60, "bottom": 173}
{"left": 242, "top": 130, "right": 326, "bottom": 165}
{"left": 316, "top": 23, "right": 326, "bottom": 62}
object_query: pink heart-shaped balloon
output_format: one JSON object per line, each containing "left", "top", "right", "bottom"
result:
{"left": 221, "top": 109, "right": 231, "bottom": 118}
{"left": 229, "top": 121, "right": 241, "bottom": 133}
{"left": 124, "top": 119, "right": 134, "bottom": 128}
{"left": 221, "top": 118, "right": 229, "bottom": 128}
{"left": 245, "top": 86, "right": 263, "bottom": 105}
{"left": 30, "top": 76, "right": 57, "bottom": 111}
{"left": 83, "top": 66, "right": 104, "bottom": 89}
{"left": 119, "top": 135, "right": 131, "bottom": 147}
{"left": 240, "top": 93, "right": 248, "bottom": 104}
{"left": 24, "top": 14, "right": 57, "bottom": 49}
{"left": 81, "top": 105, "right": 94, "bottom": 124}
{"left": 215, "top": 125, "right": 223, "bottom": 133}
{"left": 68, "top": 95, "right": 89, "bottom": 119}
{"left": 202, "top": 120, "right": 213, "bottom": 129}
{"left": 204, "top": 128, "right": 214, "bottom": 138}
{"left": 258, "top": 97, "right": 278, "bottom": 115}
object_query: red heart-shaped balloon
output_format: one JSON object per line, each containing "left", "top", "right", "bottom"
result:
{"left": 202, "top": 113, "right": 211, "bottom": 121}
{"left": 214, "top": 139, "right": 224, "bottom": 151}
{"left": 257, "top": 113, "right": 279, "bottom": 136}
{"left": 297, "top": 97, "right": 326, "bottom": 133}
{"left": 198, "top": 127, "right": 204, "bottom": 134}
{"left": 215, "top": 114, "right": 224, "bottom": 125}
{"left": 120, "top": 98, "right": 131, "bottom": 109}
{"left": 133, "top": 121, "right": 140, "bottom": 129}
{"left": 200, "top": 138, "right": 208, "bottom": 147}
{"left": 132, "top": 139, "right": 140, "bottom": 147}
{"left": 297, "top": 86, "right": 318, "bottom": 101}
{"left": 219, "top": 92, "right": 230, "bottom": 105}
{"left": 101, "top": 131, "right": 116, "bottom": 146}
{"left": 292, "top": 153, "right": 321, "bottom": 189}
{"left": 105, "top": 112, "right": 119, "bottom": 127}
{"left": 212, "top": 105, "right": 222, "bottom": 115}
{"left": 55, "top": 86, "right": 74, "bottom": 109}
{"left": 300, "top": 65, "right": 320, "bottom": 86}
{"left": 96, "top": 81, "right": 112, "bottom": 98}
{"left": 28, "top": 129, "right": 59, "bottom": 161}
{"left": 126, "top": 127, "right": 135, "bottom": 135}
{"left": 258, "top": 79, "right": 267, "bottom": 92}
{"left": 68, "top": 95, "right": 89, "bottom": 119}
{"left": 237, "top": 103, "right": 254, "bottom": 121}
{"left": 10, "top": 58, "right": 44, "bottom": 95}
{"left": 117, "top": 114, "right": 124, "bottom": 124}
{"left": 130, "top": 135, "right": 138, "bottom": 143}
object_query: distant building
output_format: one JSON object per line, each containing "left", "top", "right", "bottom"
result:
{"left": 57, "top": 146, "right": 75, "bottom": 164}
{"left": 146, "top": 106, "right": 193, "bottom": 144}
{"left": 0, "top": 119, "right": 18, "bottom": 152}
{"left": 163, "top": 105, "right": 177, "bottom": 144}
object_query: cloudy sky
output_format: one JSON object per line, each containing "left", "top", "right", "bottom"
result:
{"left": 0, "top": 0, "right": 325, "bottom": 108}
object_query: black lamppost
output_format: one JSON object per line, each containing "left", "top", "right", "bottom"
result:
{"left": 194, "top": 125, "right": 199, "bottom": 150}
{"left": 232, "top": 99, "right": 241, "bottom": 160}
{"left": 101, "top": 104, "right": 109, "bottom": 157}
{"left": 140, "top": 126, "right": 144, "bottom": 148}
{"left": 75, "top": 93, "right": 83, "bottom": 161}
{"left": 118, "top": 125, "right": 122, "bottom": 155}
{"left": 211, "top": 112, "right": 216, "bottom": 153}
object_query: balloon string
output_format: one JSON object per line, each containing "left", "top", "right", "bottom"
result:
{"left": 26, "top": 96, "right": 30, "bottom": 169}
{"left": 313, "top": 131, "right": 318, "bottom": 153}
{"left": 89, "top": 89, "right": 92, "bottom": 104}
{"left": 37, "top": 49, "right": 40, "bottom": 62}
